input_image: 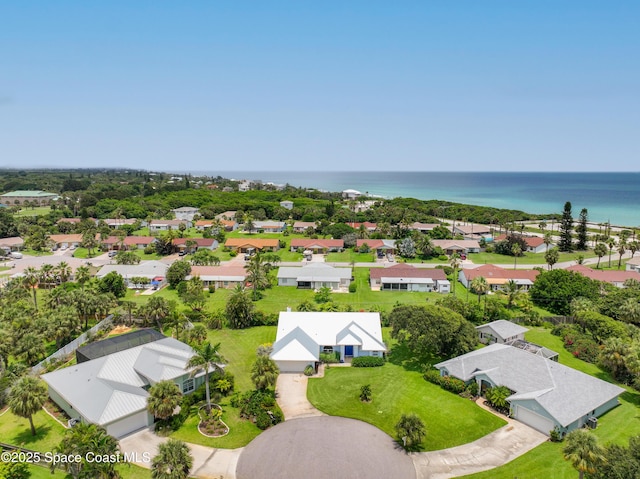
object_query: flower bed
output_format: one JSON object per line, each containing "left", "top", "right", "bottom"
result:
{"left": 197, "top": 404, "right": 229, "bottom": 438}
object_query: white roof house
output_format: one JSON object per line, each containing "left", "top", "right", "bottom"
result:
{"left": 96, "top": 261, "right": 169, "bottom": 287}
{"left": 476, "top": 320, "right": 528, "bottom": 344}
{"left": 42, "top": 337, "right": 206, "bottom": 438}
{"left": 271, "top": 312, "right": 386, "bottom": 372}
{"left": 277, "top": 263, "right": 352, "bottom": 290}
{"left": 435, "top": 344, "right": 624, "bottom": 435}
{"left": 171, "top": 206, "right": 199, "bottom": 221}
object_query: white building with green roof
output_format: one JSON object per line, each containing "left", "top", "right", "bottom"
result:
{"left": 0, "top": 190, "right": 59, "bottom": 206}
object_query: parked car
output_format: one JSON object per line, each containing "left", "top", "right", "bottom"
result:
{"left": 108, "top": 251, "right": 117, "bottom": 258}
{"left": 10, "top": 252, "right": 23, "bottom": 259}
{"left": 178, "top": 250, "right": 187, "bottom": 256}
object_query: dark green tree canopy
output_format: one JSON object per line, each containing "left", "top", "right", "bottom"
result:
{"left": 389, "top": 304, "right": 477, "bottom": 359}
{"left": 530, "top": 269, "right": 601, "bottom": 315}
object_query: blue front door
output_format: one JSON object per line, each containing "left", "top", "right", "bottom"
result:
{"left": 345, "top": 345, "right": 353, "bottom": 356}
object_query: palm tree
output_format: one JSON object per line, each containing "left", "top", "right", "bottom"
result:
{"left": 251, "top": 355, "right": 279, "bottom": 391}
{"left": 503, "top": 280, "right": 520, "bottom": 309}
{"left": 151, "top": 438, "right": 193, "bottom": 479}
{"left": 606, "top": 237, "right": 616, "bottom": 268}
{"left": 40, "top": 263, "right": 55, "bottom": 289}
{"left": 23, "top": 266, "right": 40, "bottom": 311}
{"left": 243, "top": 213, "right": 255, "bottom": 234}
{"left": 619, "top": 298, "right": 640, "bottom": 324}
{"left": 470, "top": 276, "right": 489, "bottom": 305}
{"left": 55, "top": 261, "right": 72, "bottom": 284}
{"left": 186, "top": 342, "right": 224, "bottom": 413}
{"left": 226, "top": 284, "right": 254, "bottom": 328}
{"left": 75, "top": 265, "right": 91, "bottom": 287}
{"left": 543, "top": 232, "right": 553, "bottom": 253}
{"left": 244, "top": 252, "right": 271, "bottom": 300}
{"left": 8, "top": 376, "right": 48, "bottom": 436}
{"left": 147, "top": 380, "right": 183, "bottom": 421}
{"left": 485, "top": 385, "right": 511, "bottom": 411}
{"left": 449, "top": 253, "right": 461, "bottom": 297}
{"left": 395, "top": 413, "right": 426, "bottom": 450}
{"left": 629, "top": 240, "right": 639, "bottom": 258}
{"left": 563, "top": 429, "right": 606, "bottom": 479}
{"left": 545, "top": 249, "right": 559, "bottom": 270}
{"left": 617, "top": 241, "right": 627, "bottom": 270}
{"left": 144, "top": 296, "right": 171, "bottom": 330}
{"left": 53, "top": 422, "right": 121, "bottom": 479}
{"left": 511, "top": 243, "right": 522, "bottom": 269}
{"left": 598, "top": 337, "right": 630, "bottom": 380}
{"left": 594, "top": 243, "right": 607, "bottom": 269}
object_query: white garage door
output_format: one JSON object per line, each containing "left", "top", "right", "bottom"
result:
{"left": 105, "top": 410, "right": 150, "bottom": 438}
{"left": 514, "top": 406, "right": 555, "bottom": 434}
{"left": 276, "top": 360, "right": 312, "bottom": 373}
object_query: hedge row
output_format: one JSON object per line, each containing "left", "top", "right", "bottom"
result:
{"left": 351, "top": 356, "right": 385, "bottom": 367}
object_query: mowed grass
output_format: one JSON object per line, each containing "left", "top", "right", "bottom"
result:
{"left": 462, "top": 328, "right": 640, "bottom": 479}
{"left": 206, "top": 326, "right": 277, "bottom": 392}
{"left": 468, "top": 250, "right": 593, "bottom": 265}
{"left": 170, "top": 403, "right": 262, "bottom": 449}
{"left": 0, "top": 409, "right": 65, "bottom": 451}
{"left": 307, "top": 363, "right": 506, "bottom": 451}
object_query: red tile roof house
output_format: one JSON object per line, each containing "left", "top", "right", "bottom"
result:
{"left": 369, "top": 264, "right": 450, "bottom": 293}
{"left": 224, "top": 238, "right": 280, "bottom": 253}
{"left": 459, "top": 264, "right": 540, "bottom": 292}
{"left": 194, "top": 219, "right": 238, "bottom": 231}
{"left": 187, "top": 266, "right": 247, "bottom": 289}
{"left": 346, "top": 222, "right": 377, "bottom": 232}
{"left": 172, "top": 237, "right": 219, "bottom": 253}
{"left": 356, "top": 239, "right": 396, "bottom": 259}
{"left": 290, "top": 239, "right": 344, "bottom": 254}
{"left": 102, "top": 236, "right": 157, "bottom": 251}
{"left": 494, "top": 234, "right": 548, "bottom": 254}
{"left": 292, "top": 221, "right": 317, "bottom": 233}
{"left": 566, "top": 264, "right": 640, "bottom": 288}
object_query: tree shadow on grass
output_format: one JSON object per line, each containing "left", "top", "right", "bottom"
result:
{"left": 387, "top": 342, "right": 439, "bottom": 373}
{"left": 11, "top": 423, "right": 52, "bottom": 448}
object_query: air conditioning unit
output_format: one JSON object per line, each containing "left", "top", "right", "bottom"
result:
{"left": 587, "top": 417, "right": 598, "bottom": 429}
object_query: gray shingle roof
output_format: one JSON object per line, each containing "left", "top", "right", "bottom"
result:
{"left": 476, "top": 320, "right": 528, "bottom": 341}
{"left": 435, "top": 344, "right": 624, "bottom": 427}
{"left": 277, "top": 263, "right": 352, "bottom": 282}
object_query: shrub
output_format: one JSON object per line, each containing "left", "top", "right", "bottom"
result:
{"left": 351, "top": 356, "right": 385, "bottom": 367}
{"left": 234, "top": 389, "right": 283, "bottom": 430}
{"left": 360, "top": 384, "right": 372, "bottom": 402}
{"left": 549, "top": 427, "right": 563, "bottom": 442}
{"left": 319, "top": 352, "right": 340, "bottom": 364}
{"left": 303, "top": 365, "right": 314, "bottom": 376}
{"left": 438, "top": 255, "right": 449, "bottom": 261}
{"left": 348, "top": 282, "right": 357, "bottom": 293}
{"left": 423, "top": 370, "right": 444, "bottom": 386}
{"left": 465, "top": 381, "right": 478, "bottom": 397}
{"left": 440, "top": 376, "right": 466, "bottom": 394}
{"left": 229, "top": 250, "right": 237, "bottom": 257}
{"left": 208, "top": 285, "right": 216, "bottom": 294}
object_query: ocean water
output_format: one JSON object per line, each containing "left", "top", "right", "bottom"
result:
{"left": 193, "top": 171, "right": 640, "bottom": 227}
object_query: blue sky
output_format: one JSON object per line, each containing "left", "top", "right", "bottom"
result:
{"left": 1, "top": 1, "right": 638, "bottom": 172}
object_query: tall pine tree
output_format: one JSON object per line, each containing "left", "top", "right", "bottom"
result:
{"left": 558, "top": 201, "right": 574, "bottom": 252}
{"left": 576, "top": 208, "right": 589, "bottom": 250}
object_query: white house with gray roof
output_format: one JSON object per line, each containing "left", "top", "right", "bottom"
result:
{"left": 476, "top": 320, "right": 528, "bottom": 344}
{"left": 41, "top": 337, "right": 207, "bottom": 438}
{"left": 96, "top": 261, "right": 169, "bottom": 288}
{"left": 435, "top": 344, "right": 624, "bottom": 435}
{"left": 271, "top": 312, "right": 386, "bottom": 372}
{"left": 277, "top": 263, "right": 352, "bottom": 290}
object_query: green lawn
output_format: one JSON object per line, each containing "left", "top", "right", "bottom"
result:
{"left": 72, "top": 247, "right": 101, "bottom": 259}
{"left": 325, "top": 251, "right": 375, "bottom": 263}
{"left": 22, "top": 248, "right": 53, "bottom": 257}
{"left": 468, "top": 251, "right": 593, "bottom": 265}
{"left": 206, "top": 326, "right": 277, "bottom": 392}
{"left": 0, "top": 409, "right": 66, "bottom": 452}
{"left": 308, "top": 362, "right": 506, "bottom": 451}
{"left": 462, "top": 328, "right": 640, "bottom": 479}
{"left": 169, "top": 402, "right": 263, "bottom": 449}
{"left": 14, "top": 206, "right": 52, "bottom": 217}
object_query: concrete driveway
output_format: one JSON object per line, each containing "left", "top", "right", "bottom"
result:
{"left": 412, "top": 400, "right": 547, "bottom": 479}
{"left": 119, "top": 428, "right": 242, "bottom": 479}
{"left": 276, "top": 373, "right": 325, "bottom": 420}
